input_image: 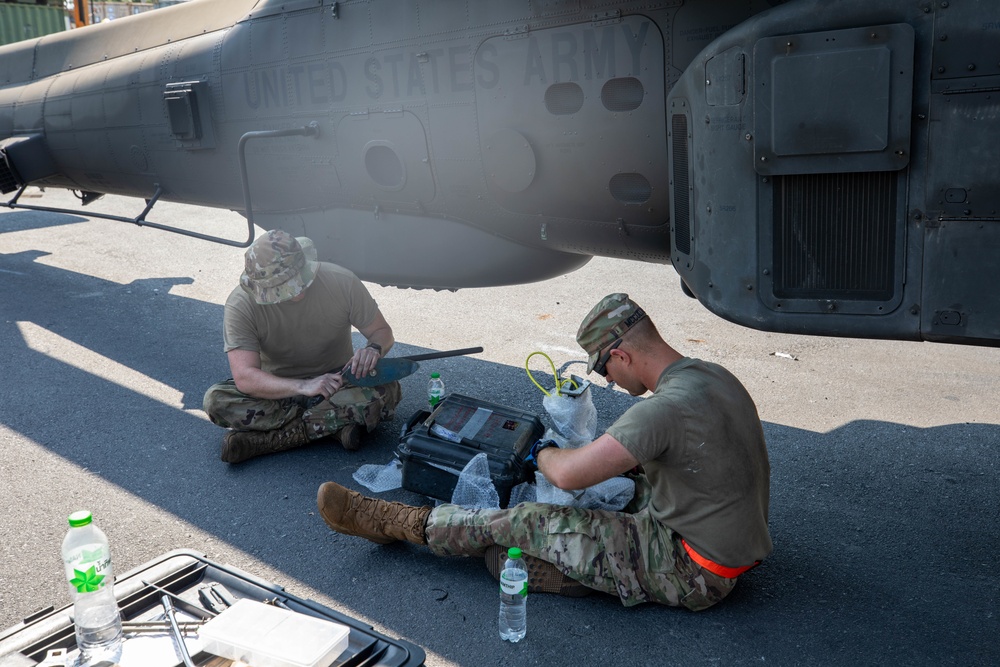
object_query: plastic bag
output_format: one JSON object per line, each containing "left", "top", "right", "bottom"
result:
{"left": 508, "top": 480, "right": 536, "bottom": 506}
{"left": 537, "top": 472, "right": 634, "bottom": 511}
{"left": 542, "top": 386, "right": 597, "bottom": 448}
{"left": 533, "top": 472, "right": 577, "bottom": 506}
{"left": 450, "top": 453, "right": 501, "bottom": 510}
{"left": 525, "top": 355, "right": 596, "bottom": 448}
{"left": 510, "top": 472, "right": 633, "bottom": 511}
{"left": 572, "top": 476, "right": 635, "bottom": 511}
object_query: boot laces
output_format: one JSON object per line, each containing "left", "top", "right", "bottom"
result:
{"left": 348, "top": 491, "right": 385, "bottom": 520}
{"left": 342, "top": 486, "right": 425, "bottom": 542}
{"left": 276, "top": 421, "right": 302, "bottom": 444}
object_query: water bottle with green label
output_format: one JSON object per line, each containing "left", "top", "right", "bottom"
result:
{"left": 61, "top": 511, "right": 123, "bottom": 665}
{"left": 428, "top": 372, "right": 445, "bottom": 409}
{"left": 498, "top": 547, "right": 527, "bottom": 642}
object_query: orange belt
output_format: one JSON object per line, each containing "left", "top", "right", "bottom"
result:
{"left": 682, "top": 539, "right": 759, "bottom": 579}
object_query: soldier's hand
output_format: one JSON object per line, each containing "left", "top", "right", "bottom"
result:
{"left": 301, "top": 372, "right": 345, "bottom": 400}
{"left": 346, "top": 344, "right": 381, "bottom": 379}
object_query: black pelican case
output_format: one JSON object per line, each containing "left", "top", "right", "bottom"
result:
{"left": 396, "top": 393, "right": 544, "bottom": 508}
{"left": 0, "top": 549, "right": 425, "bottom": 667}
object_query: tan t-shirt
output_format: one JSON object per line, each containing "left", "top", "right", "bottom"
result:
{"left": 607, "top": 357, "right": 772, "bottom": 567}
{"left": 223, "top": 262, "right": 380, "bottom": 379}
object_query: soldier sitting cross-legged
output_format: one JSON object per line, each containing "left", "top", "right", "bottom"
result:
{"left": 203, "top": 230, "right": 400, "bottom": 463}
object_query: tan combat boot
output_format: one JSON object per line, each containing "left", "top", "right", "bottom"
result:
{"left": 221, "top": 419, "right": 311, "bottom": 463}
{"left": 485, "top": 544, "right": 593, "bottom": 597}
{"left": 317, "top": 482, "right": 430, "bottom": 545}
{"left": 335, "top": 423, "right": 363, "bottom": 451}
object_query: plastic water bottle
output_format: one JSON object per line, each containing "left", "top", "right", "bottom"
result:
{"left": 498, "top": 547, "right": 527, "bottom": 642}
{"left": 61, "top": 511, "right": 123, "bottom": 665}
{"left": 428, "top": 372, "right": 445, "bottom": 409}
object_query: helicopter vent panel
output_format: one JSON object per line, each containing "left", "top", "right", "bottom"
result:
{"left": 609, "top": 173, "right": 651, "bottom": 205}
{"left": 752, "top": 23, "right": 914, "bottom": 176}
{"left": 163, "top": 81, "right": 216, "bottom": 150}
{"left": 545, "top": 83, "right": 584, "bottom": 115}
{"left": 772, "top": 172, "right": 897, "bottom": 302}
{"left": 601, "top": 77, "right": 644, "bottom": 112}
{"left": 671, "top": 113, "right": 691, "bottom": 256}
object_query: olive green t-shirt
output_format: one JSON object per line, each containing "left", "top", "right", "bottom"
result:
{"left": 607, "top": 357, "right": 772, "bottom": 567}
{"left": 223, "top": 262, "right": 380, "bottom": 379}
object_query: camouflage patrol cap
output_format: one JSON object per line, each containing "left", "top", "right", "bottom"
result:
{"left": 576, "top": 293, "right": 647, "bottom": 373}
{"left": 240, "top": 230, "right": 319, "bottom": 304}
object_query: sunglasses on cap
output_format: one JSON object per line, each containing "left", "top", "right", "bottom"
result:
{"left": 593, "top": 338, "right": 623, "bottom": 377}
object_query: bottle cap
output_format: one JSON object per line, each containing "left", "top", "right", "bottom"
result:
{"left": 68, "top": 510, "right": 93, "bottom": 528}
{"left": 507, "top": 547, "right": 522, "bottom": 559}
{"left": 431, "top": 372, "right": 440, "bottom": 378}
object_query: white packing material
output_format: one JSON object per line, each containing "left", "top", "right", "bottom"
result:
{"left": 352, "top": 458, "right": 403, "bottom": 493}
{"left": 450, "top": 453, "right": 501, "bottom": 510}
{"left": 542, "top": 385, "right": 597, "bottom": 448}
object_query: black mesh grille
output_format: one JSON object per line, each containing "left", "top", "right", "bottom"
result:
{"left": 609, "top": 172, "right": 651, "bottom": 204}
{"left": 671, "top": 114, "right": 690, "bottom": 255}
{"left": 0, "top": 152, "right": 20, "bottom": 194}
{"left": 773, "top": 172, "right": 897, "bottom": 300}
{"left": 544, "top": 82, "right": 584, "bottom": 115}
{"left": 601, "top": 77, "right": 644, "bottom": 112}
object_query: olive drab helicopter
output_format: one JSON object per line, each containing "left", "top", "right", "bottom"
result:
{"left": 1, "top": 0, "right": 997, "bottom": 346}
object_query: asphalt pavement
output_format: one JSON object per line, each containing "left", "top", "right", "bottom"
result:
{"left": 1, "top": 190, "right": 997, "bottom": 666}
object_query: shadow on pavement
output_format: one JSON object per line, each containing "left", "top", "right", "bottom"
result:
{"left": 1, "top": 244, "right": 995, "bottom": 666}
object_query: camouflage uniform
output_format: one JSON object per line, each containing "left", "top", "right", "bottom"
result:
{"left": 424, "top": 473, "right": 736, "bottom": 610}
{"left": 204, "top": 229, "right": 400, "bottom": 445}
{"left": 203, "top": 379, "right": 401, "bottom": 440}
{"left": 422, "top": 292, "right": 768, "bottom": 610}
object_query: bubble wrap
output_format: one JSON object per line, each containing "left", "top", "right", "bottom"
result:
{"left": 543, "top": 388, "right": 597, "bottom": 448}
{"left": 352, "top": 459, "right": 403, "bottom": 493}
{"left": 451, "top": 453, "right": 501, "bottom": 510}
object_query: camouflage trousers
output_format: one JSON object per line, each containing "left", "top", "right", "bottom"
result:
{"left": 424, "top": 475, "right": 736, "bottom": 610}
{"left": 202, "top": 379, "right": 401, "bottom": 440}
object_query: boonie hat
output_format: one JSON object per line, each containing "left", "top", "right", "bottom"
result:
{"left": 576, "top": 293, "right": 647, "bottom": 373}
{"left": 240, "top": 230, "right": 319, "bottom": 304}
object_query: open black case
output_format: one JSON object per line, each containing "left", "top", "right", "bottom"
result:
{"left": 396, "top": 393, "right": 544, "bottom": 508}
{"left": 0, "top": 549, "right": 425, "bottom": 667}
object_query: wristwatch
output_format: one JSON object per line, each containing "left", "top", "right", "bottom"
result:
{"left": 523, "top": 438, "right": 559, "bottom": 473}
{"left": 365, "top": 342, "right": 382, "bottom": 355}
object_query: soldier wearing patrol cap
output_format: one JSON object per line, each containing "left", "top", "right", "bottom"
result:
{"left": 203, "top": 230, "right": 400, "bottom": 463}
{"left": 576, "top": 292, "right": 647, "bottom": 376}
{"left": 315, "top": 292, "right": 772, "bottom": 611}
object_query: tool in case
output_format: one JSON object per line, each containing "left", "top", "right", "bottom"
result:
{"left": 0, "top": 549, "right": 424, "bottom": 667}
{"left": 396, "top": 393, "right": 544, "bottom": 508}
